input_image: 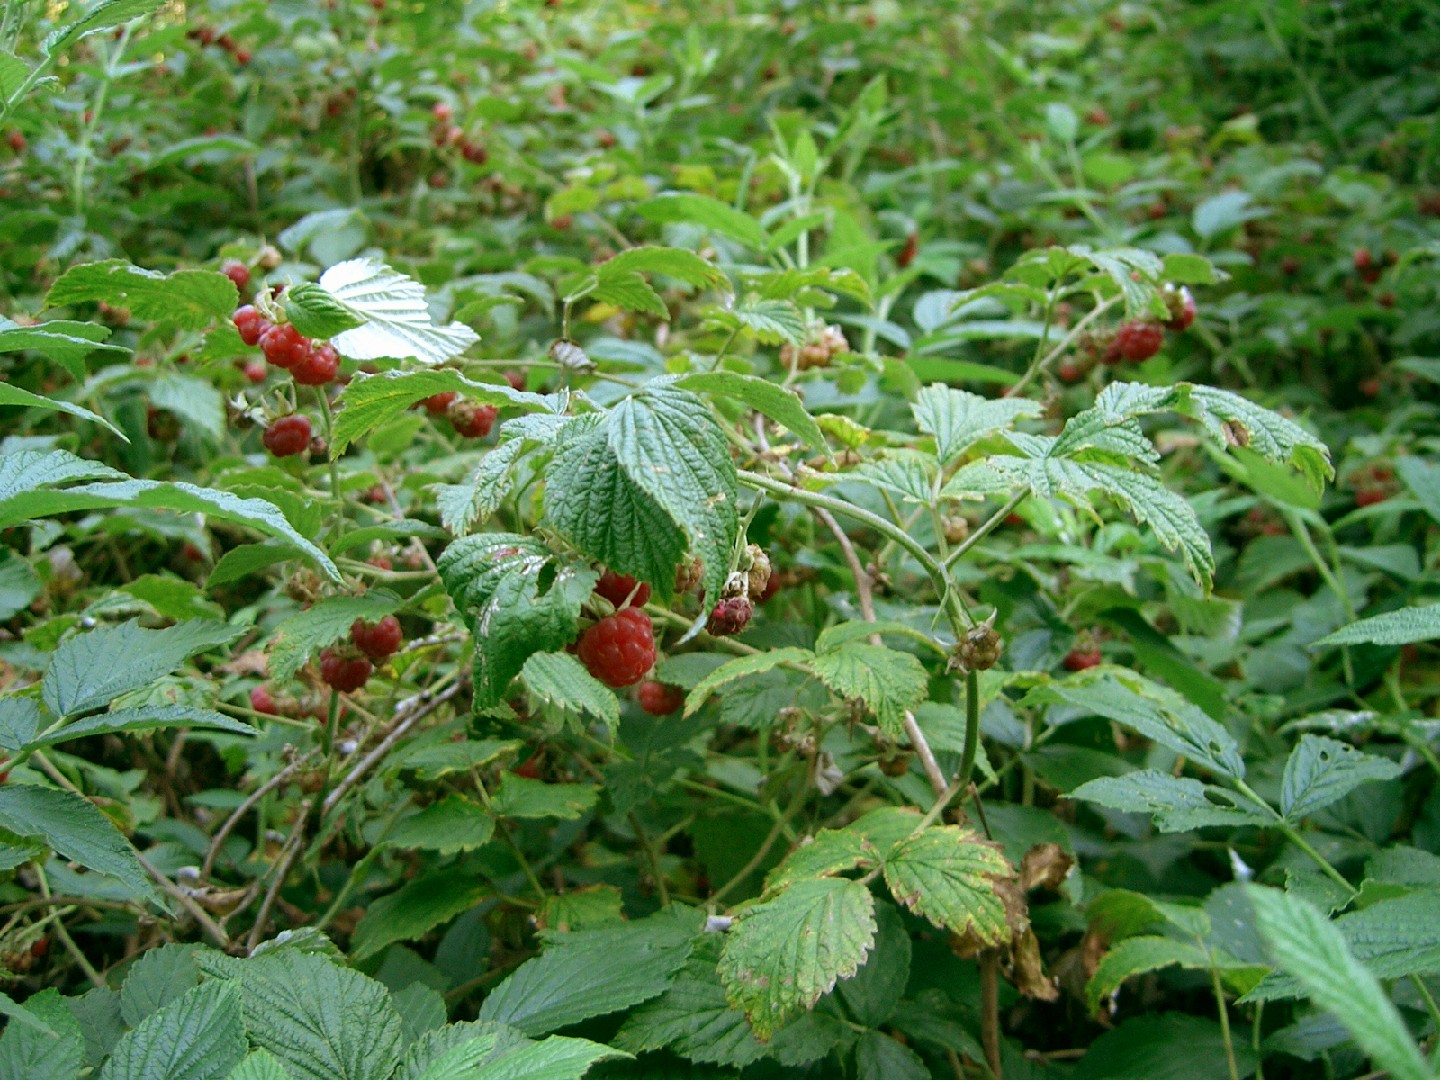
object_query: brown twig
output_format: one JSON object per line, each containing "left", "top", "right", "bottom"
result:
{"left": 201, "top": 756, "right": 309, "bottom": 880}
{"left": 135, "top": 852, "right": 234, "bottom": 952}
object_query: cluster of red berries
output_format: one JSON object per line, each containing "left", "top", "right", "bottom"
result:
{"left": 319, "top": 615, "right": 405, "bottom": 693}
{"left": 1351, "top": 462, "right": 1394, "bottom": 509}
{"left": 419, "top": 392, "right": 498, "bottom": 439}
{"left": 574, "top": 572, "right": 656, "bottom": 688}
{"left": 430, "top": 102, "right": 489, "bottom": 164}
{"left": 1351, "top": 247, "right": 1397, "bottom": 286}
{"left": 234, "top": 307, "right": 342, "bottom": 387}
{"left": 186, "top": 25, "right": 251, "bottom": 65}
{"left": 1063, "top": 643, "right": 1102, "bottom": 671}
{"left": 1058, "top": 286, "right": 1196, "bottom": 384}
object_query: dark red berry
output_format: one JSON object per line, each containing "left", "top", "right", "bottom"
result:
{"left": 577, "top": 608, "right": 655, "bottom": 688}
{"left": 512, "top": 753, "right": 543, "bottom": 779}
{"left": 448, "top": 400, "right": 497, "bottom": 438}
{"left": 636, "top": 681, "right": 685, "bottom": 716}
{"left": 1109, "top": 320, "right": 1164, "bottom": 363}
{"left": 1354, "top": 488, "right": 1387, "bottom": 508}
{"left": 7, "top": 131, "right": 26, "bottom": 153}
{"left": 504, "top": 370, "right": 527, "bottom": 391}
{"left": 461, "top": 141, "right": 489, "bottom": 164}
{"left": 233, "top": 305, "right": 271, "bottom": 346}
{"left": 595, "top": 570, "right": 651, "bottom": 609}
{"left": 897, "top": 233, "right": 918, "bottom": 269}
{"left": 250, "top": 685, "right": 278, "bottom": 715}
{"left": 706, "top": 596, "right": 753, "bottom": 636}
{"left": 1353, "top": 247, "right": 1373, "bottom": 271}
{"left": 1281, "top": 256, "right": 1301, "bottom": 276}
{"left": 350, "top": 615, "right": 403, "bottom": 660}
{"left": 1359, "top": 377, "right": 1382, "bottom": 399}
{"left": 320, "top": 649, "right": 372, "bottom": 692}
{"left": 422, "top": 391, "right": 458, "bottom": 415}
{"left": 1163, "top": 286, "right": 1196, "bottom": 331}
{"left": 262, "top": 415, "right": 312, "bottom": 457}
{"left": 432, "top": 101, "right": 453, "bottom": 123}
{"left": 291, "top": 342, "right": 340, "bottom": 386}
{"left": 1063, "top": 647, "right": 1102, "bottom": 671}
{"left": 1057, "top": 360, "right": 1084, "bottom": 384}
{"left": 222, "top": 259, "right": 251, "bottom": 292}
{"left": 260, "top": 323, "right": 308, "bottom": 369}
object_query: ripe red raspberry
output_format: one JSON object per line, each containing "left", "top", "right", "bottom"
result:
{"left": 448, "top": 400, "right": 497, "bottom": 438}
{"left": 260, "top": 323, "right": 308, "bottom": 369}
{"left": 1163, "top": 286, "right": 1196, "bottom": 331}
{"left": 1353, "top": 247, "right": 1373, "bottom": 272}
{"left": 250, "top": 685, "right": 278, "bottom": 715}
{"left": 6, "top": 131, "right": 25, "bottom": 153}
{"left": 291, "top": 342, "right": 340, "bottom": 386}
{"left": 1109, "top": 320, "right": 1164, "bottom": 363}
{"left": 421, "top": 391, "right": 457, "bottom": 415}
{"left": 595, "top": 569, "right": 651, "bottom": 609}
{"left": 1057, "top": 360, "right": 1084, "bottom": 384}
{"left": 242, "top": 359, "right": 268, "bottom": 384}
{"left": 320, "top": 648, "right": 372, "bottom": 692}
{"left": 1063, "top": 647, "right": 1102, "bottom": 671}
{"left": 897, "top": 232, "right": 918, "bottom": 269}
{"left": 233, "top": 305, "right": 271, "bottom": 346}
{"left": 1354, "top": 488, "right": 1387, "bottom": 508}
{"left": 577, "top": 608, "right": 655, "bottom": 688}
{"left": 222, "top": 259, "right": 251, "bottom": 292}
{"left": 707, "top": 596, "right": 753, "bottom": 636}
{"left": 262, "top": 414, "right": 312, "bottom": 457}
{"left": 636, "top": 681, "right": 685, "bottom": 716}
{"left": 504, "top": 370, "right": 527, "bottom": 391}
{"left": 350, "top": 615, "right": 403, "bottom": 660}
{"left": 1359, "top": 377, "right": 1382, "bottom": 398}
{"left": 461, "top": 141, "right": 489, "bottom": 164}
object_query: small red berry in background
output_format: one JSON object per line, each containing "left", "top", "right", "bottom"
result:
{"left": 261, "top": 323, "right": 307, "bottom": 368}
{"left": 595, "top": 569, "right": 651, "bottom": 609}
{"left": 758, "top": 571, "right": 782, "bottom": 603}
{"left": 262, "top": 415, "right": 312, "bottom": 457}
{"left": 421, "top": 391, "right": 458, "bottom": 415}
{"left": 1359, "top": 376, "right": 1382, "bottom": 399}
{"left": 1163, "top": 286, "right": 1196, "bottom": 331}
{"left": 897, "top": 232, "right": 918, "bottom": 269}
{"left": 637, "top": 681, "right": 685, "bottom": 716}
{"left": 448, "top": 400, "right": 497, "bottom": 438}
{"left": 512, "top": 752, "right": 543, "bottom": 779}
{"left": 222, "top": 259, "right": 251, "bottom": 292}
{"left": 1354, "top": 488, "right": 1388, "bottom": 508}
{"left": 233, "top": 305, "right": 271, "bottom": 346}
{"left": 242, "top": 359, "right": 268, "bottom": 384}
{"left": 291, "top": 342, "right": 340, "bottom": 386}
{"left": 577, "top": 607, "right": 655, "bottom": 688}
{"left": 1063, "top": 646, "right": 1102, "bottom": 671}
{"left": 1353, "top": 247, "right": 1373, "bottom": 271}
{"left": 6, "top": 131, "right": 25, "bottom": 152}
{"left": 320, "top": 648, "right": 372, "bottom": 692}
{"left": 1057, "top": 359, "right": 1084, "bottom": 384}
{"left": 1281, "top": 255, "right": 1301, "bottom": 276}
{"left": 250, "top": 685, "right": 278, "bottom": 715}
{"left": 1109, "top": 320, "right": 1164, "bottom": 363}
{"left": 0, "top": 757, "right": 8, "bottom": 783}
{"left": 505, "top": 370, "right": 527, "bottom": 391}
{"left": 432, "top": 101, "right": 453, "bottom": 123}
{"left": 351, "top": 615, "right": 403, "bottom": 661}
{"left": 551, "top": 214, "right": 573, "bottom": 230}
{"left": 461, "top": 141, "right": 488, "bottom": 164}
{"left": 707, "top": 596, "right": 754, "bottom": 636}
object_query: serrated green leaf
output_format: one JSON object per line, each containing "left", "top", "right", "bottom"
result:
{"left": 42, "top": 0, "right": 164, "bottom": 56}
{"left": 1085, "top": 936, "right": 1213, "bottom": 1014}
{"left": 471, "top": 1036, "right": 626, "bottom": 1080}
{"left": 0, "top": 989, "right": 85, "bottom": 1080}
{"left": 838, "top": 902, "right": 911, "bottom": 1028}
{"left": 0, "top": 316, "right": 128, "bottom": 380}
{"left": 228, "top": 1050, "right": 296, "bottom": 1080}
{"left": 42, "top": 619, "right": 242, "bottom": 719}
{"left": 912, "top": 385, "right": 1042, "bottom": 465}
{"left": 635, "top": 194, "right": 767, "bottom": 249}
{"left": 100, "top": 981, "right": 246, "bottom": 1080}
{"left": 1070, "top": 772, "right": 1268, "bottom": 832}
{"left": 0, "top": 783, "right": 156, "bottom": 902}
{"left": 704, "top": 296, "right": 807, "bottom": 345}
{"left": 438, "top": 535, "right": 596, "bottom": 709}
{"left": 0, "top": 52, "right": 31, "bottom": 106}
{"left": 601, "top": 247, "right": 727, "bottom": 290}
{"left": 0, "top": 380, "right": 127, "bottom": 438}
{"left": 764, "top": 828, "right": 874, "bottom": 894}
{"left": 284, "top": 282, "right": 364, "bottom": 339}
{"left": 434, "top": 438, "right": 527, "bottom": 535}
{"left": 0, "top": 448, "right": 126, "bottom": 502}
{"left": 854, "top": 1030, "right": 928, "bottom": 1080}
{"left": 520, "top": 651, "right": 620, "bottom": 733}
{"left": 810, "top": 642, "right": 927, "bottom": 734}
{"left": 28, "top": 704, "right": 254, "bottom": 749}
{"left": 46, "top": 261, "right": 235, "bottom": 331}
{"left": 351, "top": 867, "right": 488, "bottom": 962}
{"left": 882, "top": 827, "right": 1011, "bottom": 943}
{"left": 683, "top": 648, "right": 813, "bottom": 717}
{"left": 1245, "top": 888, "right": 1431, "bottom": 1080}
{"left": 615, "top": 955, "right": 767, "bottom": 1069}
{"left": 1314, "top": 605, "right": 1440, "bottom": 647}
{"left": 120, "top": 943, "right": 200, "bottom": 1026}
{"left": 266, "top": 595, "right": 401, "bottom": 683}
{"left": 319, "top": 258, "right": 479, "bottom": 364}
{"left": 491, "top": 774, "right": 598, "bottom": 820}
{"left": 674, "top": 372, "right": 825, "bottom": 449}
{"left": 852, "top": 451, "right": 937, "bottom": 504}
{"left": 1075, "top": 1013, "right": 1257, "bottom": 1080}
{"left": 0, "top": 549, "right": 42, "bottom": 621}
{"left": 1395, "top": 456, "right": 1440, "bottom": 525}
{"left": 1280, "top": 736, "right": 1401, "bottom": 821}
{"left": 386, "top": 795, "right": 495, "bottom": 855}
{"left": 718, "top": 877, "right": 876, "bottom": 1039}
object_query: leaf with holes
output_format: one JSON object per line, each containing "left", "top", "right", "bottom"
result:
{"left": 1280, "top": 736, "right": 1401, "bottom": 821}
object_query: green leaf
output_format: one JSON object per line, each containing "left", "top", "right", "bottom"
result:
{"left": 434, "top": 439, "right": 527, "bottom": 535}
{"left": 683, "top": 648, "right": 812, "bottom": 717}
{"left": 1070, "top": 772, "right": 1269, "bottom": 832}
{"left": 29, "top": 705, "right": 254, "bottom": 749}
{"left": 1245, "top": 887, "right": 1432, "bottom": 1080}
{"left": 332, "top": 369, "right": 552, "bottom": 456}
{"left": 1280, "top": 736, "right": 1402, "bottom": 821}
{"left": 852, "top": 451, "right": 937, "bottom": 504}
{"left": 0, "top": 989, "right": 85, "bottom": 1080}
{"left": 1085, "top": 936, "right": 1214, "bottom": 1014}
{"left": 717, "top": 877, "right": 877, "bottom": 1039}
{"left": 635, "top": 194, "right": 767, "bottom": 249}
{"left": 120, "top": 943, "right": 200, "bottom": 1026}
{"left": 810, "top": 642, "right": 928, "bottom": 734}
{"left": 151, "top": 374, "right": 226, "bottom": 440}
{"left": 912, "top": 385, "right": 1043, "bottom": 465}
{"left": 46, "top": 261, "right": 235, "bottom": 331}
{"left": 0, "top": 52, "right": 31, "bottom": 107}
{"left": 43, "top": 0, "right": 165, "bottom": 56}
{"left": 0, "top": 784, "right": 157, "bottom": 903}
{"left": 837, "top": 902, "right": 911, "bottom": 1028}
{"left": 882, "top": 826, "right": 1011, "bottom": 944}
{"left": 228, "top": 1050, "right": 296, "bottom": 1080}
{"left": 318, "top": 258, "right": 479, "bottom": 364}
{"left": 1161, "top": 253, "right": 1221, "bottom": 285}
{"left": 284, "top": 282, "right": 364, "bottom": 339}
{"left": 854, "top": 1031, "right": 929, "bottom": 1080}
{"left": 1075, "top": 1013, "right": 1257, "bottom": 1080}
{"left": 491, "top": 774, "right": 598, "bottom": 820}
{"left": 438, "top": 535, "right": 596, "bottom": 709}
{"left": 601, "top": 247, "right": 727, "bottom": 290}
{"left": 0, "top": 317, "right": 128, "bottom": 379}
{"left": 100, "top": 982, "right": 247, "bottom": 1080}
{"left": 1192, "top": 191, "right": 1266, "bottom": 241}
{"left": 214, "top": 951, "right": 405, "bottom": 1080}
{"left": 266, "top": 594, "right": 401, "bottom": 684}
{"left": 674, "top": 371, "right": 825, "bottom": 450}
{"left": 0, "top": 549, "right": 41, "bottom": 620}
{"left": 0, "top": 448, "right": 126, "bottom": 501}
{"left": 478, "top": 911, "right": 698, "bottom": 1036}
{"left": 351, "top": 866, "right": 488, "bottom": 962}
{"left": 764, "top": 828, "right": 873, "bottom": 894}
{"left": 470, "top": 1036, "right": 625, "bottom": 1080}
{"left": 1314, "top": 605, "right": 1440, "bottom": 647}
{"left": 1396, "top": 455, "right": 1440, "bottom": 525}
{"left": 0, "top": 381, "right": 127, "bottom": 439}
{"left": 703, "top": 296, "right": 807, "bottom": 345}
{"left": 520, "top": 652, "right": 620, "bottom": 733}
{"left": 386, "top": 796, "right": 495, "bottom": 855}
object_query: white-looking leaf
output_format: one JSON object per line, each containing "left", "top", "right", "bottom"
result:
{"left": 319, "top": 258, "right": 479, "bottom": 364}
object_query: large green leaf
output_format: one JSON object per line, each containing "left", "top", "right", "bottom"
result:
{"left": 717, "top": 877, "right": 877, "bottom": 1039}
{"left": 0, "top": 381, "right": 127, "bottom": 438}
{"left": 42, "top": 0, "right": 166, "bottom": 56}
{"left": 882, "top": 827, "right": 1011, "bottom": 943}
{"left": 674, "top": 371, "right": 825, "bottom": 450}
{"left": 470, "top": 1037, "right": 625, "bottom": 1080}
{"left": 119, "top": 944, "right": 201, "bottom": 1026}
{"left": 519, "top": 651, "right": 620, "bottom": 732}
{"left": 1070, "top": 772, "right": 1270, "bottom": 833}
{"left": 683, "top": 648, "right": 813, "bottom": 717}
{"left": 1280, "top": 736, "right": 1402, "bottom": 821}
{"left": 0, "top": 783, "right": 156, "bottom": 903}
{"left": 438, "top": 535, "right": 596, "bottom": 709}
{"left": 227, "top": 1051, "right": 295, "bottom": 1080}
{"left": 490, "top": 774, "right": 598, "bottom": 820}
{"left": 1314, "top": 605, "right": 1440, "bottom": 647}
{"left": 46, "top": 261, "right": 236, "bottom": 331}
{"left": 386, "top": 795, "right": 495, "bottom": 855}
{"left": 25, "top": 705, "right": 255, "bottom": 749}
{"left": 1085, "top": 936, "right": 1214, "bottom": 1014}
{"left": 351, "top": 867, "right": 488, "bottom": 962}
{"left": 100, "top": 982, "right": 247, "bottom": 1080}
{"left": 0, "top": 989, "right": 86, "bottom": 1080}
{"left": 912, "top": 385, "right": 1042, "bottom": 465}
{"left": 810, "top": 642, "right": 928, "bottom": 735}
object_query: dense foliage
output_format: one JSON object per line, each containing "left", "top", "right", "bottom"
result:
{"left": 2, "top": 1, "right": 1439, "bottom": 1077}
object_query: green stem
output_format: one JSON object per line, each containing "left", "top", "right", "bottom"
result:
{"left": 1008, "top": 294, "right": 1120, "bottom": 399}
{"left": 1210, "top": 961, "right": 1241, "bottom": 1080}
{"left": 944, "top": 491, "right": 1029, "bottom": 571}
